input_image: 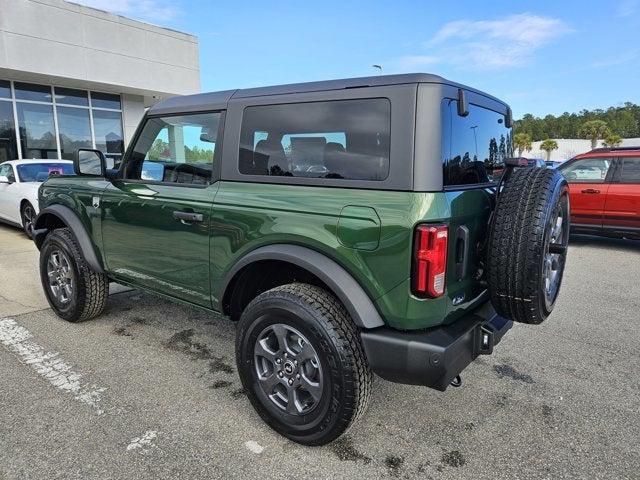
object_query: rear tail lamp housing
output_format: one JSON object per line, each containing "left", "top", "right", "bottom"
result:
{"left": 412, "top": 224, "right": 448, "bottom": 297}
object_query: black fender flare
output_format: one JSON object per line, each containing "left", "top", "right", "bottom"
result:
{"left": 220, "top": 244, "right": 385, "bottom": 329}
{"left": 33, "top": 205, "right": 105, "bottom": 274}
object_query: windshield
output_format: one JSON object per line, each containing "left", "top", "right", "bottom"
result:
{"left": 16, "top": 162, "right": 74, "bottom": 182}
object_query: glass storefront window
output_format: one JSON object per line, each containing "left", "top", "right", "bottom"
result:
{"left": 91, "top": 92, "right": 121, "bottom": 110}
{"left": 16, "top": 103, "right": 58, "bottom": 159}
{"left": 93, "top": 109, "right": 124, "bottom": 155}
{"left": 55, "top": 87, "right": 89, "bottom": 107}
{"left": 0, "top": 80, "right": 10, "bottom": 99}
{"left": 0, "top": 101, "right": 18, "bottom": 162}
{"left": 15, "top": 82, "right": 53, "bottom": 103}
{"left": 1, "top": 79, "right": 124, "bottom": 160}
{"left": 57, "top": 106, "right": 93, "bottom": 160}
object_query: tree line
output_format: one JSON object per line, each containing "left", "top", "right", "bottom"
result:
{"left": 512, "top": 102, "right": 639, "bottom": 159}
{"left": 514, "top": 102, "right": 640, "bottom": 141}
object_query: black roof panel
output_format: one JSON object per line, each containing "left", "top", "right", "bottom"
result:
{"left": 148, "top": 73, "right": 506, "bottom": 115}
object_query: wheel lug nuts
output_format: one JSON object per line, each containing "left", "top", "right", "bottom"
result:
{"left": 296, "top": 374, "right": 300, "bottom": 379}
{"left": 288, "top": 379, "right": 294, "bottom": 386}
{"left": 275, "top": 358, "right": 281, "bottom": 364}
{"left": 294, "top": 360, "right": 298, "bottom": 366}
{"left": 284, "top": 353, "right": 288, "bottom": 358}
{"left": 278, "top": 371, "right": 284, "bottom": 378}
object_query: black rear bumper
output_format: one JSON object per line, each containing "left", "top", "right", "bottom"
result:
{"left": 360, "top": 302, "right": 512, "bottom": 391}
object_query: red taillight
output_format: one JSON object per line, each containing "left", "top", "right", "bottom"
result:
{"left": 412, "top": 224, "right": 448, "bottom": 297}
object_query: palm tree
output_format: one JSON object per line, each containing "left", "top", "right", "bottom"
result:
{"left": 578, "top": 120, "right": 611, "bottom": 149}
{"left": 602, "top": 134, "right": 623, "bottom": 148}
{"left": 513, "top": 132, "right": 532, "bottom": 156}
{"left": 540, "top": 139, "right": 559, "bottom": 161}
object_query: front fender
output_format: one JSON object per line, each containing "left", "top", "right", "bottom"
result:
{"left": 33, "top": 205, "right": 104, "bottom": 273}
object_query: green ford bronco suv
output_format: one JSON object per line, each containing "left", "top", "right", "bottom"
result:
{"left": 33, "top": 74, "right": 570, "bottom": 445}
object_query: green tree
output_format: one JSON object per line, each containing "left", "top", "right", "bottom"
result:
{"left": 602, "top": 134, "right": 623, "bottom": 148}
{"left": 513, "top": 132, "right": 532, "bottom": 156}
{"left": 540, "top": 139, "right": 559, "bottom": 161}
{"left": 578, "top": 120, "right": 611, "bottom": 149}
{"left": 514, "top": 103, "right": 640, "bottom": 142}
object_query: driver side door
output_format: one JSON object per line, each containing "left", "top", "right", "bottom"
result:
{"left": 562, "top": 157, "right": 613, "bottom": 230}
{"left": 101, "top": 111, "right": 224, "bottom": 307}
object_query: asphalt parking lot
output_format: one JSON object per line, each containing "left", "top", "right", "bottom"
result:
{"left": 1, "top": 223, "right": 639, "bottom": 480}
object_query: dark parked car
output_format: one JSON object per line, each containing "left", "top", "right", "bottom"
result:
{"left": 33, "top": 74, "right": 569, "bottom": 445}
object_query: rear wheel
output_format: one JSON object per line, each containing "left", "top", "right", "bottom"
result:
{"left": 20, "top": 201, "right": 36, "bottom": 239}
{"left": 487, "top": 167, "right": 570, "bottom": 324}
{"left": 39, "top": 228, "right": 109, "bottom": 322}
{"left": 236, "top": 283, "right": 371, "bottom": 446}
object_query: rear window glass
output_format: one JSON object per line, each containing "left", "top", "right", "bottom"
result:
{"left": 239, "top": 98, "right": 391, "bottom": 181}
{"left": 16, "top": 162, "right": 74, "bottom": 182}
{"left": 442, "top": 99, "right": 512, "bottom": 186}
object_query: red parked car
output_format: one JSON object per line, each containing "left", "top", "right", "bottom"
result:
{"left": 558, "top": 147, "right": 640, "bottom": 238}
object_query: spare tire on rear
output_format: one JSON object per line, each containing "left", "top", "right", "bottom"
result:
{"left": 487, "top": 167, "right": 570, "bottom": 324}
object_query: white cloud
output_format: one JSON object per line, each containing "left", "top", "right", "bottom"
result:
{"left": 391, "top": 13, "right": 570, "bottom": 72}
{"left": 616, "top": 0, "right": 639, "bottom": 17}
{"left": 73, "top": 0, "right": 181, "bottom": 23}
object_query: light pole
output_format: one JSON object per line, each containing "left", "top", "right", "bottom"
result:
{"left": 372, "top": 65, "right": 383, "bottom": 75}
{"left": 470, "top": 125, "right": 478, "bottom": 157}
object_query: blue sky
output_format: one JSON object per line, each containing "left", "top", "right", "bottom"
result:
{"left": 80, "top": 0, "right": 639, "bottom": 119}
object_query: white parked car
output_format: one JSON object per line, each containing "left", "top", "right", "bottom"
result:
{"left": 0, "top": 159, "right": 74, "bottom": 237}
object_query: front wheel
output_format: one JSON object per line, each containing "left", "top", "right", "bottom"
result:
{"left": 235, "top": 283, "right": 371, "bottom": 446}
{"left": 21, "top": 201, "right": 36, "bottom": 239}
{"left": 39, "top": 228, "right": 109, "bottom": 322}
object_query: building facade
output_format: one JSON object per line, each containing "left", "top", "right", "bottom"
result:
{"left": 529, "top": 138, "right": 640, "bottom": 161}
{"left": 0, "top": 0, "right": 200, "bottom": 163}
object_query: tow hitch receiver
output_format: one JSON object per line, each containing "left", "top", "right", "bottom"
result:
{"left": 476, "top": 324, "right": 495, "bottom": 355}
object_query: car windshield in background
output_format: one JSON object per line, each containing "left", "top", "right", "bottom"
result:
{"left": 442, "top": 99, "right": 512, "bottom": 186}
{"left": 16, "top": 162, "right": 74, "bottom": 182}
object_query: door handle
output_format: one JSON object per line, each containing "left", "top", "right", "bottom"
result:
{"left": 580, "top": 188, "right": 600, "bottom": 194}
{"left": 173, "top": 211, "right": 204, "bottom": 223}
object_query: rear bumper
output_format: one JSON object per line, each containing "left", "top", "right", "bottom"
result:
{"left": 360, "top": 301, "right": 512, "bottom": 391}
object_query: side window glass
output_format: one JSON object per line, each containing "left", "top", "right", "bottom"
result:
{"left": 239, "top": 98, "right": 390, "bottom": 181}
{"left": 125, "top": 112, "right": 222, "bottom": 185}
{"left": 620, "top": 157, "right": 640, "bottom": 183}
{"left": 561, "top": 158, "right": 611, "bottom": 182}
{"left": 442, "top": 99, "right": 512, "bottom": 186}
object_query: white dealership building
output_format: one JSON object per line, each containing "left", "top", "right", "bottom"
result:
{"left": 0, "top": 0, "right": 200, "bottom": 163}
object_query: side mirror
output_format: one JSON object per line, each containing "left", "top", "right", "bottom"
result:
{"left": 0, "top": 175, "right": 10, "bottom": 184}
{"left": 74, "top": 149, "right": 107, "bottom": 177}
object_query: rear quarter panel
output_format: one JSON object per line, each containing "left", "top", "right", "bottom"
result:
{"left": 210, "top": 182, "right": 452, "bottom": 329}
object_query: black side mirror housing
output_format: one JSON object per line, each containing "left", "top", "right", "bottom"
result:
{"left": 74, "top": 149, "right": 107, "bottom": 177}
{"left": 457, "top": 88, "right": 469, "bottom": 117}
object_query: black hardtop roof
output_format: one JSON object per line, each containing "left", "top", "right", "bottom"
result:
{"left": 148, "top": 73, "right": 507, "bottom": 116}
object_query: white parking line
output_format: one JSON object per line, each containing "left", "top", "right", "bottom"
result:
{"left": 126, "top": 431, "right": 160, "bottom": 454}
{"left": 0, "top": 318, "right": 106, "bottom": 414}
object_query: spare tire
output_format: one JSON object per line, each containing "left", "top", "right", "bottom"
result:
{"left": 487, "top": 167, "right": 570, "bottom": 324}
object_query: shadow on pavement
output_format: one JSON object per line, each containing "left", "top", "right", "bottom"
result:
{"left": 570, "top": 233, "right": 640, "bottom": 252}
